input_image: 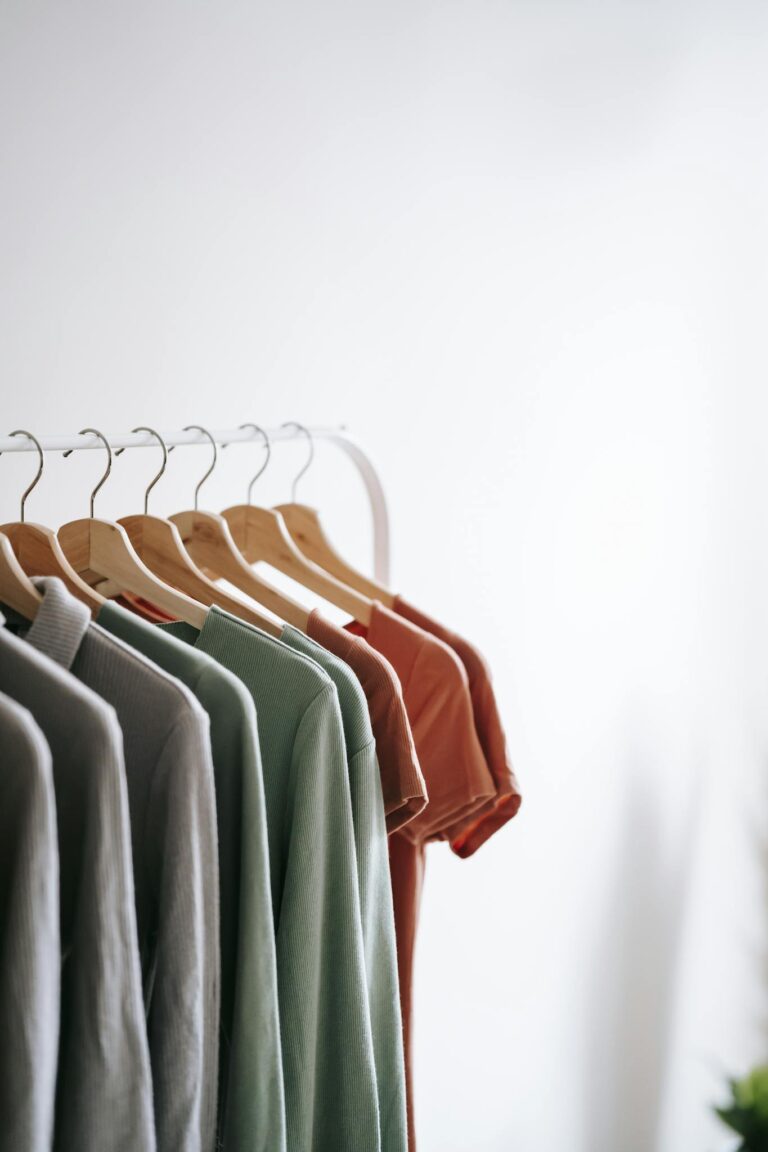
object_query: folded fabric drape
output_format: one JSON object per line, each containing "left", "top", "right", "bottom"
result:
{"left": 0, "top": 566, "right": 519, "bottom": 1152}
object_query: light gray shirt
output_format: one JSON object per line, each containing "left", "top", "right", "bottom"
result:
{"left": 0, "top": 624, "right": 155, "bottom": 1152}
{"left": 15, "top": 578, "right": 221, "bottom": 1152}
{"left": 0, "top": 691, "right": 59, "bottom": 1152}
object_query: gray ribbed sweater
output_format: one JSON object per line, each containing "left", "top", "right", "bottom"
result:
{"left": 18, "top": 578, "right": 221, "bottom": 1152}
{"left": 0, "top": 623, "right": 155, "bottom": 1152}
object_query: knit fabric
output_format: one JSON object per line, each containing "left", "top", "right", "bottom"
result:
{"left": 281, "top": 625, "right": 407, "bottom": 1152}
{"left": 23, "top": 578, "right": 220, "bottom": 1152}
{"left": 0, "top": 624, "right": 155, "bottom": 1152}
{"left": 0, "top": 692, "right": 59, "bottom": 1152}
{"left": 98, "top": 600, "right": 285, "bottom": 1152}
{"left": 161, "top": 609, "right": 381, "bottom": 1152}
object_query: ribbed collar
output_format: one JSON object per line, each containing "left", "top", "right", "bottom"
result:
{"left": 25, "top": 575, "right": 91, "bottom": 670}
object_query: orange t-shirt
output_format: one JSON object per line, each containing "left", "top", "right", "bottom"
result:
{"left": 346, "top": 603, "right": 495, "bottom": 843}
{"left": 346, "top": 602, "right": 496, "bottom": 1151}
{"left": 393, "top": 596, "right": 522, "bottom": 857}
{"left": 115, "top": 592, "right": 179, "bottom": 624}
{"left": 307, "top": 609, "right": 427, "bottom": 833}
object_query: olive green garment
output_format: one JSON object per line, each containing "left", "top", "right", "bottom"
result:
{"left": 161, "top": 608, "right": 381, "bottom": 1152}
{"left": 280, "top": 625, "right": 407, "bottom": 1152}
{"left": 98, "top": 601, "right": 285, "bottom": 1152}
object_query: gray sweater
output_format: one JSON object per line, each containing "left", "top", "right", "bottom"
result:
{"left": 18, "top": 578, "right": 221, "bottom": 1152}
{"left": 0, "top": 625, "right": 155, "bottom": 1152}
{"left": 0, "top": 691, "right": 59, "bottom": 1152}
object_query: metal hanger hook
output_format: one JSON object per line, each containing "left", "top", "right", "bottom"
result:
{"left": 115, "top": 427, "right": 168, "bottom": 514}
{"left": 0, "top": 430, "right": 45, "bottom": 522}
{"left": 281, "top": 422, "right": 315, "bottom": 502}
{"left": 169, "top": 425, "right": 217, "bottom": 510}
{"left": 223, "top": 423, "right": 271, "bottom": 505}
{"left": 63, "top": 428, "right": 113, "bottom": 518}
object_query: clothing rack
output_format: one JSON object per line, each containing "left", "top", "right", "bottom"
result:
{"left": 0, "top": 424, "right": 391, "bottom": 584}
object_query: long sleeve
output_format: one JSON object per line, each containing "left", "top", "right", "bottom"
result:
{"left": 144, "top": 709, "right": 220, "bottom": 1152}
{"left": 54, "top": 709, "right": 156, "bottom": 1152}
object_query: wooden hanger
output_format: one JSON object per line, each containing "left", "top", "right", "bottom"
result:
{"left": 0, "top": 430, "right": 104, "bottom": 615}
{"left": 167, "top": 425, "right": 313, "bottom": 632}
{"left": 57, "top": 428, "right": 209, "bottom": 630}
{"left": 276, "top": 502, "right": 395, "bottom": 607}
{"left": 220, "top": 422, "right": 374, "bottom": 625}
{"left": 115, "top": 427, "right": 282, "bottom": 637}
{"left": 0, "top": 531, "right": 42, "bottom": 619}
{"left": 275, "top": 424, "right": 394, "bottom": 604}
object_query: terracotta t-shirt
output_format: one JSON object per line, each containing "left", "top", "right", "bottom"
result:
{"left": 393, "top": 596, "right": 522, "bottom": 857}
{"left": 346, "top": 602, "right": 496, "bottom": 1151}
{"left": 115, "top": 592, "right": 179, "bottom": 624}
{"left": 346, "top": 603, "right": 495, "bottom": 844}
{"left": 307, "top": 610, "right": 427, "bottom": 833}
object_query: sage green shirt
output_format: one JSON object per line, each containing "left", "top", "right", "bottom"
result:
{"left": 280, "top": 626, "right": 407, "bottom": 1152}
{"left": 161, "top": 608, "right": 381, "bottom": 1152}
{"left": 98, "top": 601, "right": 285, "bottom": 1152}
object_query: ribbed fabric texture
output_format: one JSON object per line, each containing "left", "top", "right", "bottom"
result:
{"left": 0, "top": 691, "right": 59, "bottom": 1152}
{"left": 0, "top": 623, "right": 155, "bottom": 1152}
{"left": 161, "top": 609, "right": 381, "bottom": 1152}
{"left": 306, "top": 612, "right": 426, "bottom": 833}
{"left": 281, "top": 626, "right": 407, "bottom": 1152}
{"left": 24, "top": 579, "right": 220, "bottom": 1152}
{"left": 99, "top": 600, "right": 285, "bottom": 1152}
{"left": 392, "top": 597, "right": 522, "bottom": 856}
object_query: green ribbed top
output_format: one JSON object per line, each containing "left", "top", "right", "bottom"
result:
{"left": 280, "top": 626, "right": 407, "bottom": 1152}
{"left": 98, "top": 600, "right": 284, "bottom": 1152}
{"left": 161, "top": 608, "right": 381, "bottom": 1152}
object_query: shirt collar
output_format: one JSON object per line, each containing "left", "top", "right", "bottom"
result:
{"left": 25, "top": 575, "right": 91, "bottom": 670}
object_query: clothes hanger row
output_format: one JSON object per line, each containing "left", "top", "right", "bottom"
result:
{"left": 0, "top": 423, "right": 392, "bottom": 629}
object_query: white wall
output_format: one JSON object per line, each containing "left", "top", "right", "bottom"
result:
{"left": 1, "top": 3, "right": 767, "bottom": 1150}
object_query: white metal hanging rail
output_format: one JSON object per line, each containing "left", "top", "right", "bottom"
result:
{"left": 0, "top": 424, "right": 391, "bottom": 584}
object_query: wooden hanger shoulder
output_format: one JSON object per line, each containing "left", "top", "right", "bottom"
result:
{"left": 119, "top": 513, "right": 282, "bottom": 637}
{"left": 0, "top": 521, "right": 103, "bottom": 615}
{"left": 222, "top": 503, "right": 373, "bottom": 625}
{"left": 170, "top": 508, "right": 310, "bottom": 633}
{"left": 275, "top": 502, "right": 395, "bottom": 607}
{"left": 59, "top": 518, "right": 209, "bottom": 630}
{"left": 0, "top": 531, "right": 42, "bottom": 620}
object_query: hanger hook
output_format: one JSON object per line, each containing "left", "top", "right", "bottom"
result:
{"left": 63, "top": 428, "right": 113, "bottom": 518}
{"left": 281, "top": 422, "right": 315, "bottom": 502}
{"left": 225, "top": 423, "right": 271, "bottom": 505}
{"left": 0, "top": 430, "right": 45, "bottom": 522}
{"left": 173, "top": 425, "right": 217, "bottom": 510}
{"left": 115, "top": 427, "right": 168, "bottom": 514}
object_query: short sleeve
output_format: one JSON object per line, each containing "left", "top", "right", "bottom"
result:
{"left": 396, "top": 639, "right": 495, "bottom": 843}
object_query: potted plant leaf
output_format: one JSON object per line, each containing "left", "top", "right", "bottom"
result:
{"left": 716, "top": 1066, "right": 768, "bottom": 1151}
